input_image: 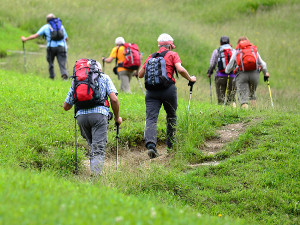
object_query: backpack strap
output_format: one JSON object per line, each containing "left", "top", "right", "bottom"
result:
{"left": 151, "top": 50, "right": 179, "bottom": 78}
{"left": 115, "top": 45, "right": 125, "bottom": 67}
{"left": 250, "top": 46, "right": 259, "bottom": 71}
{"left": 115, "top": 47, "right": 119, "bottom": 66}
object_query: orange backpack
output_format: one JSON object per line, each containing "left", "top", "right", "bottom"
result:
{"left": 235, "top": 40, "right": 259, "bottom": 73}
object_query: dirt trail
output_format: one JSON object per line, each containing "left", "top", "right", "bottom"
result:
{"left": 83, "top": 122, "right": 246, "bottom": 174}
{"left": 189, "top": 122, "right": 245, "bottom": 167}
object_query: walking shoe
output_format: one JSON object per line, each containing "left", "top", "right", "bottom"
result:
{"left": 146, "top": 143, "right": 159, "bottom": 159}
{"left": 61, "top": 74, "right": 68, "bottom": 80}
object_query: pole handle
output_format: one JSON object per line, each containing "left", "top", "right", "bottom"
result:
{"left": 188, "top": 80, "right": 195, "bottom": 92}
{"left": 115, "top": 122, "right": 120, "bottom": 137}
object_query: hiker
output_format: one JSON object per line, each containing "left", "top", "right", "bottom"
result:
{"left": 138, "top": 33, "right": 196, "bottom": 158}
{"left": 225, "top": 36, "right": 270, "bottom": 109}
{"left": 102, "top": 37, "right": 137, "bottom": 93}
{"left": 63, "top": 59, "right": 122, "bottom": 176}
{"left": 21, "top": 13, "right": 69, "bottom": 80}
{"left": 207, "top": 36, "right": 236, "bottom": 106}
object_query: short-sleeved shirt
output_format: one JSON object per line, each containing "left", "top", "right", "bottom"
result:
{"left": 109, "top": 46, "right": 131, "bottom": 72}
{"left": 37, "top": 24, "right": 68, "bottom": 48}
{"left": 142, "top": 47, "right": 181, "bottom": 83}
{"left": 65, "top": 73, "right": 117, "bottom": 117}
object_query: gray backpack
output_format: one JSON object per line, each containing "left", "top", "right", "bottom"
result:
{"left": 144, "top": 50, "right": 176, "bottom": 91}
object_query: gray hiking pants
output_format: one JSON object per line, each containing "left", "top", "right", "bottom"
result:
{"left": 76, "top": 113, "right": 108, "bottom": 176}
{"left": 144, "top": 84, "right": 177, "bottom": 149}
{"left": 236, "top": 71, "right": 260, "bottom": 105}
{"left": 46, "top": 46, "right": 68, "bottom": 79}
{"left": 118, "top": 70, "right": 134, "bottom": 93}
{"left": 215, "top": 76, "right": 236, "bottom": 104}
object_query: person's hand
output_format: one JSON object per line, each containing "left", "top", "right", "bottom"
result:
{"left": 102, "top": 57, "right": 106, "bottom": 62}
{"left": 189, "top": 76, "right": 197, "bottom": 83}
{"left": 115, "top": 116, "right": 122, "bottom": 125}
{"left": 264, "top": 76, "right": 269, "bottom": 82}
{"left": 132, "top": 71, "right": 138, "bottom": 77}
{"left": 207, "top": 73, "right": 211, "bottom": 78}
{"left": 264, "top": 72, "right": 270, "bottom": 82}
{"left": 21, "top": 36, "right": 26, "bottom": 42}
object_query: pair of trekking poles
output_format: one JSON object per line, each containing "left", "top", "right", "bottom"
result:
{"left": 208, "top": 75, "right": 274, "bottom": 108}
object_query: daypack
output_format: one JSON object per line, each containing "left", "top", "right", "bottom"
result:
{"left": 72, "top": 59, "right": 109, "bottom": 110}
{"left": 144, "top": 50, "right": 176, "bottom": 91}
{"left": 235, "top": 40, "right": 259, "bottom": 73}
{"left": 217, "top": 44, "right": 233, "bottom": 73}
{"left": 48, "top": 18, "right": 64, "bottom": 41}
{"left": 116, "top": 43, "right": 141, "bottom": 70}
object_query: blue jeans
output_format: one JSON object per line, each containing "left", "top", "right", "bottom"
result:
{"left": 144, "top": 84, "right": 177, "bottom": 149}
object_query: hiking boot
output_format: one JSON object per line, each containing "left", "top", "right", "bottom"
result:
{"left": 61, "top": 74, "right": 68, "bottom": 80}
{"left": 146, "top": 143, "right": 159, "bottom": 159}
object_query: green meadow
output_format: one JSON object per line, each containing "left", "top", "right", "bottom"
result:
{"left": 0, "top": 0, "right": 299, "bottom": 224}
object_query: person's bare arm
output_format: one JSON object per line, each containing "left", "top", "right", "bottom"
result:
{"left": 175, "top": 63, "right": 196, "bottom": 82}
{"left": 21, "top": 33, "right": 39, "bottom": 42}
{"left": 63, "top": 102, "right": 73, "bottom": 111}
{"left": 109, "top": 92, "right": 122, "bottom": 125}
{"left": 102, "top": 57, "right": 114, "bottom": 63}
{"left": 138, "top": 68, "right": 145, "bottom": 78}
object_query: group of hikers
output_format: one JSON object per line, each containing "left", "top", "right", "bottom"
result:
{"left": 207, "top": 36, "right": 270, "bottom": 109}
{"left": 21, "top": 14, "right": 270, "bottom": 176}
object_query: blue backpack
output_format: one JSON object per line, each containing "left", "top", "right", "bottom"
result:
{"left": 48, "top": 18, "right": 64, "bottom": 41}
{"left": 144, "top": 50, "right": 177, "bottom": 91}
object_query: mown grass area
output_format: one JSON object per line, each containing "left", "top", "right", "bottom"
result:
{"left": 0, "top": 0, "right": 299, "bottom": 224}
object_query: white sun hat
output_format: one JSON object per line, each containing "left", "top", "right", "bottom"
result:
{"left": 115, "top": 37, "right": 125, "bottom": 45}
{"left": 157, "top": 33, "right": 176, "bottom": 49}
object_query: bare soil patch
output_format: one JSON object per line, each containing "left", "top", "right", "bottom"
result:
{"left": 82, "top": 122, "right": 247, "bottom": 174}
{"left": 189, "top": 122, "right": 246, "bottom": 167}
{"left": 202, "top": 122, "right": 245, "bottom": 155}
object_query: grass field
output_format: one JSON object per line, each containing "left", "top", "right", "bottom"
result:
{"left": 0, "top": 0, "right": 299, "bottom": 224}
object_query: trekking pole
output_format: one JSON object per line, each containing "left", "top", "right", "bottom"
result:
{"left": 187, "top": 80, "right": 195, "bottom": 113}
{"left": 22, "top": 42, "right": 27, "bottom": 73}
{"left": 209, "top": 76, "right": 212, "bottom": 104}
{"left": 102, "top": 58, "right": 105, "bottom": 73}
{"left": 137, "top": 52, "right": 145, "bottom": 95}
{"left": 267, "top": 80, "right": 274, "bottom": 108}
{"left": 115, "top": 122, "right": 120, "bottom": 170}
{"left": 136, "top": 76, "right": 145, "bottom": 95}
{"left": 74, "top": 112, "right": 78, "bottom": 174}
{"left": 224, "top": 74, "right": 230, "bottom": 105}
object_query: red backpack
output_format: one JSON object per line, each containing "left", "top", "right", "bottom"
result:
{"left": 72, "top": 59, "right": 109, "bottom": 110}
{"left": 235, "top": 40, "right": 259, "bottom": 73}
{"left": 217, "top": 44, "right": 233, "bottom": 73}
{"left": 118, "top": 43, "right": 141, "bottom": 70}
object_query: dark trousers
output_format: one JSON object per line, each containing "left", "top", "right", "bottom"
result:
{"left": 215, "top": 76, "right": 236, "bottom": 104}
{"left": 145, "top": 84, "right": 177, "bottom": 149}
{"left": 46, "top": 46, "right": 68, "bottom": 79}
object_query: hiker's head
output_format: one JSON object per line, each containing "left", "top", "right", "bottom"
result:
{"left": 46, "top": 13, "right": 55, "bottom": 23}
{"left": 237, "top": 36, "right": 248, "bottom": 44}
{"left": 220, "top": 36, "right": 230, "bottom": 45}
{"left": 157, "top": 33, "right": 176, "bottom": 50}
{"left": 115, "top": 37, "right": 125, "bottom": 46}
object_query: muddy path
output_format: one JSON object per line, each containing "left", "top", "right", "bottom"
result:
{"left": 83, "top": 122, "right": 246, "bottom": 175}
